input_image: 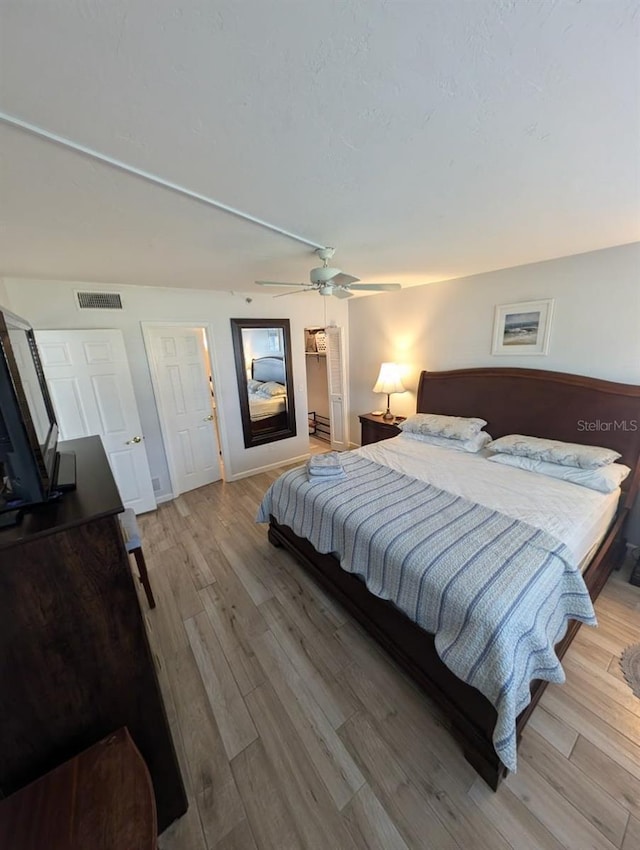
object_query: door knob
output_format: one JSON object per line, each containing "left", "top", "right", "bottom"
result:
{"left": 125, "top": 435, "right": 143, "bottom": 444}
{"left": 203, "top": 414, "right": 214, "bottom": 421}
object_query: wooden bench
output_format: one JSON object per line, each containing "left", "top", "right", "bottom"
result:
{"left": 0, "top": 728, "right": 157, "bottom": 849}
{"left": 119, "top": 506, "right": 156, "bottom": 609}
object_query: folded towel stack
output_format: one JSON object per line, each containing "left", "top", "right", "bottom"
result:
{"left": 307, "top": 451, "right": 346, "bottom": 482}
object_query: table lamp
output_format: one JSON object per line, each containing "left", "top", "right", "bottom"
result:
{"left": 373, "top": 362, "right": 405, "bottom": 420}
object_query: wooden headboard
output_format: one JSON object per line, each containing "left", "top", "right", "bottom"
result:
{"left": 251, "top": 356, "right": 286, "bottom": 385}
{"left": 416, "top": 368, "right": 640, "bottom": 505}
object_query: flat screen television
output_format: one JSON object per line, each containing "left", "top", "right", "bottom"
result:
{"left": 0, "top": 306, "right": 75, "bottom": 523}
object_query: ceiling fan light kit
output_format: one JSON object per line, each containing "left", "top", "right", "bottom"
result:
{"left": 256, "top": 248, "right": 401, "bottom": 298}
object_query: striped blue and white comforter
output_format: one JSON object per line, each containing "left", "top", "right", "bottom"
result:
{"left": 257, "top": 452, "right": 596, "bottom": 771}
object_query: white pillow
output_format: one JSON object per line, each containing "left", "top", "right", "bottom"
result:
{"left": 256, "top": 381, "right": 286, "bottom": 397}
{"left": 247, "top": 378, "right": 263, "bottom": 392}
{"left": 488, "top": 453, "right": 630, "bottom": 493}
{"left": 487, "top": 434, "right": 621, "bottom": 469}
{"left": 399, "top": 413, "right": 487, "bottom": 442}
{"left": 400, "top": 431, "right": 492, "bottom": 453}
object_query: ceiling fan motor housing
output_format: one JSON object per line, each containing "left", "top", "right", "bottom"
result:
{"left": 310, "top": 266, "right": 341, "bottom": 284}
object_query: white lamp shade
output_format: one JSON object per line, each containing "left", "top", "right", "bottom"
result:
{"left": 372, "top": 362, "right": 405, "bottom": 395}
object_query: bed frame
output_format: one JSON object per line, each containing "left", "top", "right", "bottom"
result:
{"left": 268, "top": 367, "right": 640, "bottom": 789}
{"left": 249, "top": 356, "right": 288, "bottom": 432}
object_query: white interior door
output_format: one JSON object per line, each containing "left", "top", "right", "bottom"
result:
{"left": 145, "top": 326, "right": 221, "bottom": 495}
{"left": 35, "top": 329, "right": 157, "bottom": 514}
{"left": 325, "top": 326, "right": 349, "bottom": 451}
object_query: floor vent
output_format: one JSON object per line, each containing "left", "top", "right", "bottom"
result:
{"left": 76, "top": 291, "right": 123, "bottom": 310}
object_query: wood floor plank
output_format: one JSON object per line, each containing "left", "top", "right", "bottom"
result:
{"left": 199, "top": 575, "right": 267, "bottom": 697}
{"left": 339, "top": 710, "right": 461, "bottom": 850}
{"left": 570, "top": 735, "right": 640, "bottom": 819}
{"left": 541, "top": 686, "right": 640, "bottom": 783}
{"left": 561, "top": 669, "right": 640, "bottom": 745}
{"left": 277, "top": 550, "right": 348, "bottom": 629}
{"left": 162, "top": 644, "right": 246, "bottom": 840}
{"left": 591, "top": 606, "right": 640, "bottom": 644}
{"left": 341, "top": 784, "right": 411, "bottom": 850}
{"left": 341, "top": 663, "right": 512, "bottom": 850}
{"left": 185, "top": 611, "right": 258, "bottom": 761}
{"left": 173, "top": 496, "right": 191, "bottom": 517}
{"left": 230, "top": 739, "right": 304, "bottom": 850}
{"left": 258, "top": 596, "right": 359, "bottom": 729}
{"left": 335, "top": 623, "right": 479, "bottom": 789}
{"left": 468, "top": 776, "right": 566, "bottom": 850}
{"left": 564, "top": 655, "right": 640, "bottom": 719}
{"left": 213, "top": 820, "right": 258, "bottom": 850}
{"left": 607, "top": 653, "right": 629, "bottom": 683}
{"left": 622, "top": 816, "right": 640, "bottom": 850}
{"left": 181, "top": 530, "right": 217, "bottom": 589}
{"left": 251, "top": 629, "right": 365, "bottom": 810}
{"left": 245, "top": 682, "right": 361, "bottom": 850}
{"left": 156, "top": 723, "right": 209, "bottom": 850}
{"left": 570, "top": 632, "right": 614, "bottom": 670}
{"left": 270, "top": 562, "right": 350, "bottom": 663}
{"left": 217, "top": 534, "right": 274, "bottom": 605}
{"left": 574, "top": 619, "right": 635, "bottom": 659}
{"left": 160, "top": 544, "right": 205, "bottom": 621}
{"left": 505, "top": 760, "right": 620, "bottom": 850}
{"left": 517, "top": 728, "right": 628, "bottom": 847}
{"left": 527, "top": 706, "right": 578, "bottom": 758}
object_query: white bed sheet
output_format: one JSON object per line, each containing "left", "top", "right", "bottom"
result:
{"left": 249, "top": 394, "right": 286, "bottom": 421}
{"left": 357, "top": 434, "right": 619, "bottom": 568}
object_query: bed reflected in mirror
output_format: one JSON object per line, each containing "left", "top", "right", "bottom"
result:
{"left": 230, "top": 318, "right": 297, "bottom": 448}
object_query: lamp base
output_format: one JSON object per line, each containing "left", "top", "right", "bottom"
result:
{"left": 382, "top": 410, "right": 395, "bottom": 421}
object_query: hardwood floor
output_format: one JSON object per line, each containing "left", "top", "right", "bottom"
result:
{"left": 136, "top": 469, "right": 640, "bottom": 850}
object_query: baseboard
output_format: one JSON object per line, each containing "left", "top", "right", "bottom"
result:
{"left": 155, "top": 493, "right": 175, "bottom": 505}
{"left": 227, "top": 453, "right": 310, "bottom": 482}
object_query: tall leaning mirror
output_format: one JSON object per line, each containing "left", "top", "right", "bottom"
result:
{"left": 230, "top": 318, "right": 297, "bottom": 448}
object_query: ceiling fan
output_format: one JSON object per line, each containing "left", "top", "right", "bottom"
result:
{"left": 256, "top": 248, "right": 401, "bottom": 298}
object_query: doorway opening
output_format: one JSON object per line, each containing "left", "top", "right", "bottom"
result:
{"left": 143, "top": 324, "right": 224, "bottom": 497}
{"left": 305, "top": 327, "right": 330, "bottom": 447}
{"left": 304, "top": 325, "right": 348, "bottom": 452}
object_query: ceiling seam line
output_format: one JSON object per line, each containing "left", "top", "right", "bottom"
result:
{"left": 0, "top": 110, "right": 327, "bottom": 251}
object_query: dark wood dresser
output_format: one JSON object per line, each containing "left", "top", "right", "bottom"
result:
{"left": 0, "top": 436, "right": 186, "bottom": 833}
{"left": 0, "top": 728, "right": 157, "bottom": 849}
{"left": 359, "top": 412, "right": 404, "bottom": 445}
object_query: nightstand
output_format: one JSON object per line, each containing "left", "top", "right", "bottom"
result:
{"left": 359, "top": 413, "right": 405, "bottom": 446}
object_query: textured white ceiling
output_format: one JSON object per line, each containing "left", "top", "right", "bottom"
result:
{"left": 0, "top": 0, "right": 638, "bottom": 292}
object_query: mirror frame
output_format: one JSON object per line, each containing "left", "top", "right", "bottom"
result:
{"left": 230, "top": 318, "right": 297, "bottom": 448}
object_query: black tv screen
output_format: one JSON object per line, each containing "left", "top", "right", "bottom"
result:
{"left": 0, "top": 306, "right": 59, "bottom": 512}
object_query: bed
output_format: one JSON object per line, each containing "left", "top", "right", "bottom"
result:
{"left": 261, "top": 367, "right": 640, "bottom": 788}
{"left": 248, "top": 356, "right": 288, "bottom": 434}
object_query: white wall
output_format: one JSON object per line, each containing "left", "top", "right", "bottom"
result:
{"left": 0, "top": 279, "right": 10, "bottom": 309}
{"left": 4, "top": 278, "right": 349, "bottom": 496}
{"left": 348, "top": 243, "right": 640, "bottom": 543}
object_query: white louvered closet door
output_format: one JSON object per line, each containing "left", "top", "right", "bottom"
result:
{"left": 324, "top": 325, "right": 349, "bottom": 451}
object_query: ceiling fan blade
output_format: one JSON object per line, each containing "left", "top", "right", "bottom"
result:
{"left": 255, "top": 280, "right": 308, "bottom": 288}
{"left": 273, "top": 288, "right": 313, "bottom": 298}
{"left": 330, "top": 272, "right": 360, "bottom": 286}
{"left": 332, "top": 288, "right": 353, "bottom": 299}
{"left": 348, "top": 283, "right": 401, "bottom": 291}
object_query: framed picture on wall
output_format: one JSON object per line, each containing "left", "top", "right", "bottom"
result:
{"left": 491, "top": 299, "right": 554, "bottom": 356}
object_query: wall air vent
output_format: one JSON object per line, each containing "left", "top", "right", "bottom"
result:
{"left": 76, "top": 291, "right": 123, "bottom": 310}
